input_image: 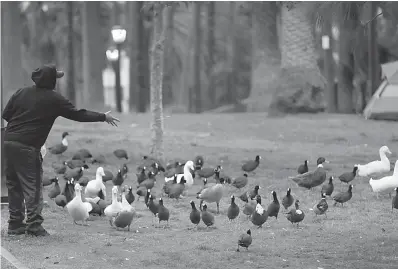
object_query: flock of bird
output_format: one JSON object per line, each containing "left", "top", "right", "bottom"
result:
{"left": 41, "top": 132, "right": 398, "bottom": 252}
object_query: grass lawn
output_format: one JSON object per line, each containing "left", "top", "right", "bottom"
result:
{"left": 2, "top": 112, "right": 398, "bottom": 269}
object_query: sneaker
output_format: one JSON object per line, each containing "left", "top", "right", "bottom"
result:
{"left": 26, "top": 228, "right": 50, "bottom": 237}
{"left": 7, "top": 223, "right": 27, "bottom": 236}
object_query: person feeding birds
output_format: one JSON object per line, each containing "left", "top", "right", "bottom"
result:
{"left": 2, "top": 64, "right": 120, "bottom": 236}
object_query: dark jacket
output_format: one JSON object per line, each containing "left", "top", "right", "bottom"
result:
{"left": 2, "top": 65, "right": 106, "bottom": 149}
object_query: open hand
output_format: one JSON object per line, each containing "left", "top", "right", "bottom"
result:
{"left": 104, "top": 111, "right": 120, "bottom": 127}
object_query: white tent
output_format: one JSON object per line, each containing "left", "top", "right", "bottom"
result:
{"left": 363, "top": 61, "right": 398, "bottom": 121}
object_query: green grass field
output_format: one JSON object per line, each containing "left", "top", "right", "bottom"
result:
{"left": 2, "top": 112, "right": 398, "bottom": 269}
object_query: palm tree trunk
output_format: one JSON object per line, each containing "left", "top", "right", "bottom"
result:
{"left": 82, "top": 2, "right": 105, "bottom": 109}
{"left": 149, "top": 4, "right": 164, "bottom": 160}
{"left": 138, "top": 3, "right": 150, "bottom": 113}
{"left": 66, "top": 2, "right": 76, "bottom": 105}
{"left": 206, "top": 2, "right": 216, "bottom": 108}
{"left": 162, "top": 5, "right": 175, "bottom": 107}
{"left": 269, "top": 3, "right": 325, "bottom": 115}
{"left": 1, "top": 2, "right": 24, "bottom": 104}
{"left": 192, "top": 3, "right": 201, "bottom": 113}
{"left": 128, "top": 1, "right": 139, "bottom": 112}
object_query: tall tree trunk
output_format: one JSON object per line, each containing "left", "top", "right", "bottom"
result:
{"left": 192, "top": 3, "right": 201, "bottom": 113}
{"left": 226, "top": 2, "right": 239, "bottom": 106}
{"left": 128, "top": 1, "right": 140, "bottom": 112}
{"left": 268, "top": 3, "right": 325, "bottom": 115}
{"left": 82, "top": 2, "right": 104, "bottom": 109}
{"left": 162, "top": 5, "right": 175, "bottom": 107}
{"left": 66, "top": 2, "right": 76, "bottom": 105}
{"left": 1, "top": 2, "right": 24, "bottom": 105}
{"left": 138, "top": 2, "right": 150, "bottom": 113}
{"left": 245, "top": 2, "right": 281, "bottom": 111}
{"left": 149, "top": 4, "right": 164, "bottom": 160}
{"left": 337, "top": 5, "right": 357, "bottom": 114}
{"left": 206, "top": 2, "right": 216, "bottom": 108}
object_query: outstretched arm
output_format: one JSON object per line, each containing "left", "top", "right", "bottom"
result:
{"left": 56, "top": 94, "right": 106, "bottom": 122}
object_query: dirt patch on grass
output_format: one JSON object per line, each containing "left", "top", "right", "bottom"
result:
{"left": 2, "top": 113, "right": 398, "bottom": 269}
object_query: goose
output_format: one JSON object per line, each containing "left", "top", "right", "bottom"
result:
{"left": 165, "top": 160, "right": 195, "bottom": 189}
{"left": 197, "top": 178, "right": 225, "bottom": 214}
{"left": 104, "top": 186, "right": 123, "bottom": 226}
{"left": 357, "top": 146, "right": 392, "bottom": 177}
{"left": 237, "top": 229, "right": 252, "bottom": 252}
{"left": 369, "top": 160, "right": 398, "bottom": 198}
{"left": 297, "top": 160, "right": 309, "bottom": 174}
{"left": 286, "top": 200, "right": 305, "bottom": 227}
{"left": 290, "top": 157, "right": 328, "bottom": 190}
{"left": 242, "top": 155, "right": 261, "bottom": 174}
{"left": 85, "top": 167, "right": 107, "bottom": 200}
{"left": 48, "top": 132, "right": 70, "bottom": 155}
{"left": 66, "top": 183, "right": 92, "bottom": 226}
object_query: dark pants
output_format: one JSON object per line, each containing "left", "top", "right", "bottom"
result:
{"left": 4, "top": 141, "right": 44, "bottom": 232}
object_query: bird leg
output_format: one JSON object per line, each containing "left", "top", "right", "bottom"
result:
{"left": 83, "top": 220, "right": 90, "bottom": 226}
{"left": 127, "top": 225, "right": 131, "bottom": 231}
{"left": 217, "top": 203, "right": 220, "bottom": 214}
{"left": 109, "top": 219, "right": 113, "bottom": 227}
{"left": 236, "top": 245, "right": 240, "bottom": 252}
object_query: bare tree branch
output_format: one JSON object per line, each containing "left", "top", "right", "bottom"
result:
{"left": 362, "top": 12, "right": 383, "bottom": 26}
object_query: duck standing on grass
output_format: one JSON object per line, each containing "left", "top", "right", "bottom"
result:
{"left": 333, "top": 185, "right": 353, "bottom": 207}
{"left": 64, "top": 164, "right": 89, "bottom": 181}
{"left": 157, "top": 198, "right": 170, "bottom": 228}
{"left": 197, "top": 178, "right": 225, "bottom": 214}
{"left": 113, "top": 191, "right": 135, "bottom": 231}
{"left": 48, "top": 178, "right": 61, "bottom": 200}
{"left": 369, "top": 160, "right": 398, "bottom": 198}
{"left": 231, "top": 174, "right": 249, "bottom": 189}
{"left": 237, "top": 229, "right": 252, "bottom": 252}
{"left": 147, "top": 195, "right": 159, "bottom": 223}
{"left": 104, "top": 186, "right": 123, "bottom": 226}
{"left": 286, "top": 200, "right": 305, "bottom": 227}
{"left": 114, "top": 149, "right": 128, "bottom": 160}
{"left": 242, "top": 155, "right": 261, "bottom": 174}
{"left": 85, "top": 167, "right": 107, "bottom": 200}
{"left": 356, "top": 145, "right": 392, "bottom": 177}
{"left": 48, "top": 132, "right": 70, "bottom": 156}
{"left": 66, "top": 183, "right": 93, "bottom": 226}
{"left": 290, "top": 157, "right": 328, "bottom": 190}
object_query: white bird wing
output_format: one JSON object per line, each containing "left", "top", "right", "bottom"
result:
{"left": 358, "top": 160, "right": 389, "bottom": 176}
{"left": 84, "top": 202, "right": 93, "bottom": 213}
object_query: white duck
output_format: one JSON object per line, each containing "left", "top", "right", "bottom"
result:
{"left": 357, "top": 146, "right": 392, "bottom": 177}
{"left": 165, "top": 160, "right": 195, "bottom": 188}
{"left": 66, "top": 183, "right": 93, "bottom": 226}
{"left": 104, "top": 186, "right": 123, "bottom": 226}
{"left": 369, "top": 160, "right": 398, "bottom": 198}
{"left": 85, "top": 167, "right": 106, "bottom": 200}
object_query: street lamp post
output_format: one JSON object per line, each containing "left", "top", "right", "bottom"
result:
{"left": 108, "top": 25, "right": 126, "bottom": 113}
